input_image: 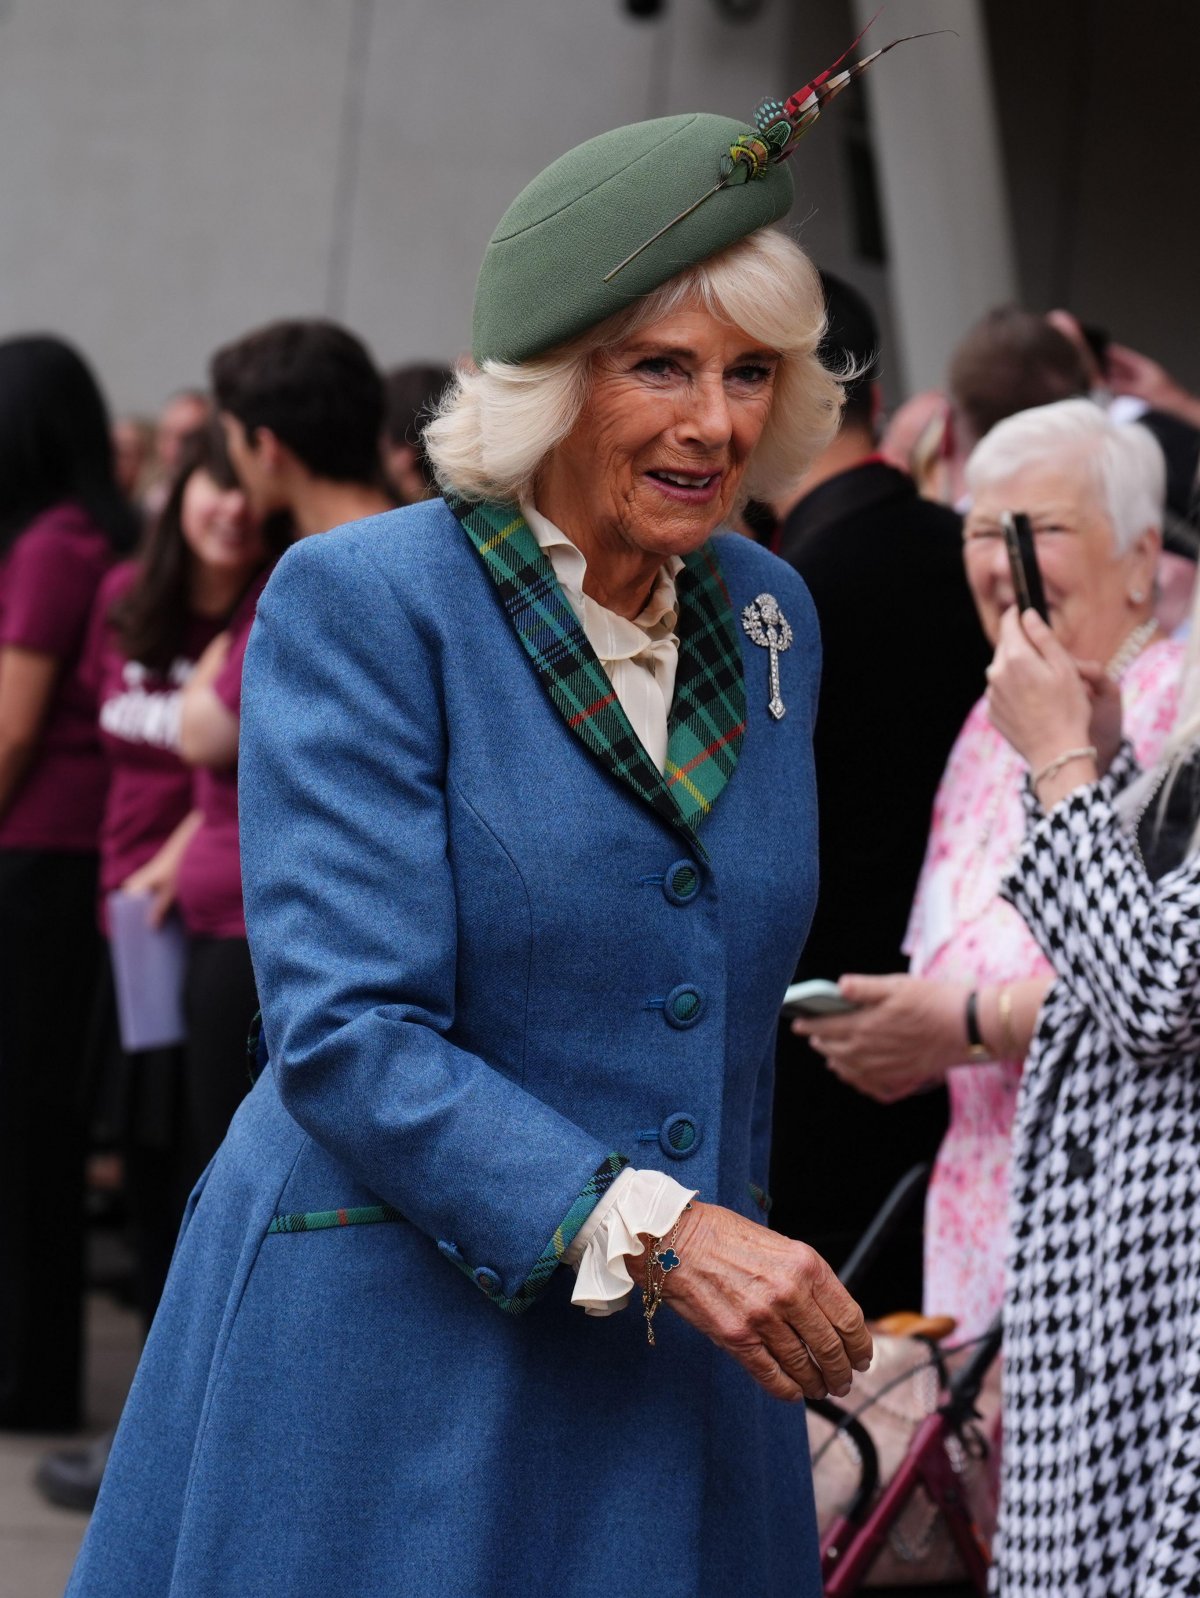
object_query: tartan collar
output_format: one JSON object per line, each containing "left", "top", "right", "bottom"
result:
{"left": 446, "top": 496, "right": 745, "bottom": 853}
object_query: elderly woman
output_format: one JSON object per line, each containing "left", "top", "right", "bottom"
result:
{"left": 986, "top": 596, "right": 1200, "bottom": 1593}
{"left": 792, "top": 398, "right": 1183, "bottom": 1337}
{"left": 67, "top": 101, "right": 874, "bottom": 1598}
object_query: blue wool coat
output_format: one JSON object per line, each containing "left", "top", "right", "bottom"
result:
{"left": 68, "top": 499, "right": 823, "bottom": 1598}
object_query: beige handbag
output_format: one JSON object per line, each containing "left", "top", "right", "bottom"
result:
{"left": 807, "top": 1315, "right": 1001, "bottom": 1588}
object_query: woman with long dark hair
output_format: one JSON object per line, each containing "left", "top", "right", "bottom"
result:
{"left": 34, "top": 424, "right": 277, "bottom": 1510}
{"left": 85, "top": 422, "right": 275, "bottom": 1320}
{"left": 0, "top": 334, "right": 137, "bottom": 1431}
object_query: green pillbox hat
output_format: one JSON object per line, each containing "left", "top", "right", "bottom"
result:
{"left": 472, "top": 113, "right": 794, "bottom": 366}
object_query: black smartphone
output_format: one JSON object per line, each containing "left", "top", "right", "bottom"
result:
{"left": 1081, "top": 322, "right": 1110, "bottom": 372}
{"left": 1000, "top": 510, "right": 1049, "bottom": 625}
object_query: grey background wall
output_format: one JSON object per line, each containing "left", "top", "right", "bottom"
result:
{"left": 0, "top": 0, "right": 1196, "bottom": 416}
{"left": 985, "top": 0, "right": 1200, "bottom": 388}
{"left": 0, "top": 0, "right": 902, "bottom": 412}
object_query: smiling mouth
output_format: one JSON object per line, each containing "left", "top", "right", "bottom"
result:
{"left": 648, "top": 469, "right": 720, "bottom": 489}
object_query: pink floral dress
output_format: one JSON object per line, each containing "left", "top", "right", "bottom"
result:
{"left": 905, "top": 638, "right": 1183, "bottom": 1337}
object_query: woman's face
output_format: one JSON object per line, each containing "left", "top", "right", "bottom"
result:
{"left": 963, "top": 458, "right": 1159, "bottom": 659}
{"left": 537, "top": 305, "right": 779, "bottom": 569}
{"left": 180, "top": 468, "right": 266, "bottom": 577}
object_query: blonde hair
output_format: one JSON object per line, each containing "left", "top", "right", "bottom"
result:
{"left": 424, "top": 227, "right": 843, "bottom": 505}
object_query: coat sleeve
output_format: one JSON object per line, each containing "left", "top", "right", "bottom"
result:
{"left": 1001, "top": 743, "right": 1200, "bottom": 1067}
{"left": 238, "top": 532, "right": 627, "bottom": 1314}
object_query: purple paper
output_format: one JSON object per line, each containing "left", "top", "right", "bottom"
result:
{"left": 107, "top": 890, "right": 187, "bottom": 1053}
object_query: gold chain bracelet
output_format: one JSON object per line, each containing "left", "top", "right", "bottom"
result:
{"left": 643, "top": 1203, "right": 691, "bottom": 1347}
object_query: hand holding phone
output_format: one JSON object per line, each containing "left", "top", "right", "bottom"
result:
{"left": 1000, "top": 510, "right": 1050, "bottom": 625}
{"left": 781, "top": 979, "right": 861, "bottom": 1018}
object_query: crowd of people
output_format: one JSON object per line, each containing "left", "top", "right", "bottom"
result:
{"left": 2, "top": 89, "right": 1200, "bottom": 1598}
{"left": 0, "top": 325, "right": 450, "bottom": 1502}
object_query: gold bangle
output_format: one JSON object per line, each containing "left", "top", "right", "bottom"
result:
{"left": 1031, "top": 745, "right": 1097, "bottom": 793}
{"left": 643, "top": 1203, "right": 691, "bottom": 1347}
{"left": 998, "top": 985, "right": 1017, "bottom": 1060}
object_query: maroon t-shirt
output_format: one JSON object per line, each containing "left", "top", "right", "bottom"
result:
{"left": 78, "top": 561, "right": 222, "bottom": 907}
{"left": 0, "top": 502, "right": 112, "bottom": 851}
{"left": 175, "top": 568, "right": 272, "bottom": 939}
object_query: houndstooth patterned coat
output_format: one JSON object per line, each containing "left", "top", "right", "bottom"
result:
{"left": 993, "top": 742, "right": 1200, "bottom": 1596}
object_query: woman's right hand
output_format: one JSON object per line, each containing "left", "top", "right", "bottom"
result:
{"left": 121, "top": 851, "right": 180, "bottom": 927}
{"left": 631, "top": 1201, "right": 872, "bottom": 1403}
{"left": 120, "top": 810, "right": 202, "bottom": 926}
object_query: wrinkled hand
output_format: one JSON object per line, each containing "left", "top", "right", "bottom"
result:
{"left": 790, "top": 974, "right": 967, "bottom": 1102}
{"left": 986, "top": 607, "right": 1098, "bottom": 770}
{"left": 644, "top": 1202, "right": 871, "bottom": 1402}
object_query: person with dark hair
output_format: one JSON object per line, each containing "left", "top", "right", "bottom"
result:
{"left": 155, "top": 321, "right": 390, "bottom": 1179}
{"left": 211, "top": 319, "right": 392, "bottom": 535}
{"left": 381, "top": 362, "right": 454, "bottom": 504}
{"left": 162, "top": 321, "right": 391, "bottom": 1176}
{"left": 36, "top": 422, "right": 277, "bottom": 1511}
{"left": 90, "top": 423, "right": 278, "bottom": 1295}
{"left": 0, "top": 333, "right": 137, "bottom": 1432}
{"left": 770, "top": 274, "right": 991, "bottom": 1311}
{"left": 943, "top": 306, "right": 1090, "bottom": 503}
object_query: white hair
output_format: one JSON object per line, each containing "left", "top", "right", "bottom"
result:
{"left": 424, "top": 227, "right": 844, "bottom": 505}
{"left": 964, "top": 397, "right": 1166, "bottom": 556}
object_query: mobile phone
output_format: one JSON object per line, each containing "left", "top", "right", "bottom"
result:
{"left": 1081, "top": 322, "right": 1110, "bottom": 372}
{"left": 1000, "top": 510, "right": 1050, "bottom": 625}
{"left": 781, "top": 979, "right": 860, "bottom": 1018}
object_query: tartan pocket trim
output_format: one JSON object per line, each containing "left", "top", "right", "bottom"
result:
{"left": 447, "top": 497, "right": 744, "bottom": 852}
{"left": 267, "top": 1203, "right": 405, "bottom": 1234}
{"left": 263, "top": 1154, "right": 629, "bottom": 1318}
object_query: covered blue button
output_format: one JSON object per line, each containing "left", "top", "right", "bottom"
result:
{"left": 660, "top": 1113, "right": 701, "bottom": 1159}
{"left": 663, "top": 858, "right": 702, "bottom": 906}
{"left": 437, "top": 1239, "right": 464, "bottom": 1265}
{"left": 473, "top": 1266, "right": 503, "bottom": 1295}
{"left": 664, "top": 984, "right": 705, "bottom": 1029}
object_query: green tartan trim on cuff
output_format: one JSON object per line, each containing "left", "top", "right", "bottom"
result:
{"left": 446, "top": 1151, "right": 630, "bottom": 1316}
{"left": 267, "top": 1203, "right": 405, "bottom": 1235}
{"left": 748, "top": 1182, "right": 773, "bottom": 1215}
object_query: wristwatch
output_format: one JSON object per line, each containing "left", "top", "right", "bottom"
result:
{"left": 964, "top": 990, "right": 990, "bottom": 1062}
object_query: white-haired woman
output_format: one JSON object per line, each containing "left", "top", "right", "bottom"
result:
{"left": 68, "top": 104, "right": 873, "bottom": 1598}
{"left": 985, "top": 574, "right": 1200, "bottom": 1593}
{"left": 792, "top": 398, "right": 1183, "bottom": 1338}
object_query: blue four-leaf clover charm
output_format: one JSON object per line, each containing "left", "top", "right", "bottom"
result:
{"left": 655, "top": 1248, "right": 680, "bottom": 1272}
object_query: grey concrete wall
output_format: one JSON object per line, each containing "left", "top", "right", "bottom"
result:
{"left": 0, "top": 0, "right": 873, "bottom": 416}
{"left": 850, "top": 0, "right": 1017, "bottom": 397}
{"left": 986, "top": 0, "right": 1200, "bottom": 392}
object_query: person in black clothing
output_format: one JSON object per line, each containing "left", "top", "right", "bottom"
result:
{"left": 770, "top": 275, "right": 990, "bottom": 1313}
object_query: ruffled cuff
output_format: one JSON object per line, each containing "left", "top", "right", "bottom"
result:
{"left": 562, "top": 1167, "right": 697, "bottom": 1317}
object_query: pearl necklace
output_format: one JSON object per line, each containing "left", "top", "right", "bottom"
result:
{"left": 1105, "top": 618, "right": 1160, "bottom": 682}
